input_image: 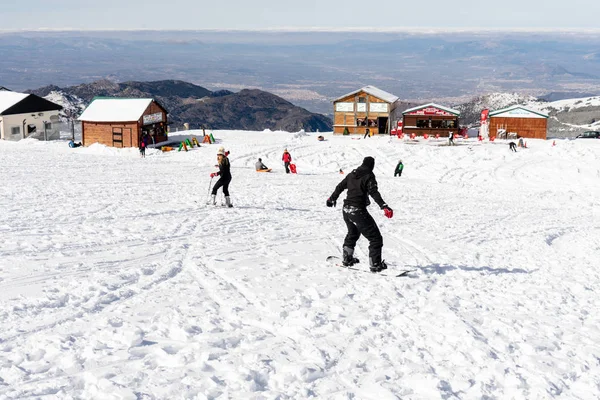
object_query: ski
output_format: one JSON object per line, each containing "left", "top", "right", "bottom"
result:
{"left": 326, "top": 256, "right": 415, "bottom": 277}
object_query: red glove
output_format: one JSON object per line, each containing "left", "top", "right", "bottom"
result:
{"left": 384, "top": 207, "right": 394, "bottom": 219}
{"left": 210, "top": 173, "right": 216, "bottom": 178}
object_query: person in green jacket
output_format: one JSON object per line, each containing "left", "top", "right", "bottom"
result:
{"left": 394, "top": 160, "right": 404, "bottom": 177}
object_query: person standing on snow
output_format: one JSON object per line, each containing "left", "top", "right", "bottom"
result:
{"left": 394, "top": 160, "right": 404, "bottom": 177}
{"left": 448, "top": 132, "right": 455, "bottom": 146}
{"left": 210, "top": 147, "right": 233, "bottom": 207}
{"left": 282, "top": 149, "right": 292, "bottom": 174}
{"left": 326, "top": 156, "right": 394, "bottom": 273}
{"left": 139, "top": 136, "right": 147, "bottom": 158}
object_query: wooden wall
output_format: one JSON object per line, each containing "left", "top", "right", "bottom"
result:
{"left": 140, "top": 102, "right": 168, "bottom": 144}
{"left": 333, "top": 91, "right": 391, "bottom": 134}
{"left": 82, "top": 122, "right": 139, "bottom": 147}
{"left": 81, "top": 101, "right": 169, "bottom": 147}
{"left": 489, "top": 117, "right": 547, "bottom": 139}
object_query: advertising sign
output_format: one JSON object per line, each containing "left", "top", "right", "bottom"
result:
{"left": 407, "top": 107, "right": 453, "bottom": 116}
{"left": 370, "top": 103, "right": 388, "bottom": 113}
{"left": 335, "top": 102, "right": 354, "bottom": 112}
{"left": 143, "top": 112, "right": 163, "bottom": 125}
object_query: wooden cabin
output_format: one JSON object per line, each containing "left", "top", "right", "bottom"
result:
{"left": 333, "top": 86, "right": 398, "bottom": 135}
{"left": 488, "top": 106, "right": 548, "bottom": 140}
{"left": 78, "top": 98, "right": 168, "bottom": 147}
{"left": 402, "top": 103, "right": 460, "bottom": 137}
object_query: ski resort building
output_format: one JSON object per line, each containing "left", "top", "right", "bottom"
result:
{"left": 488, "top": 106, "right": 548, "bottom": 140}
{"left": 332, "top": 86, "right": 399, "bottom": 135}
{"left": 78, "top": 98, "right": 168, "bottom": 147}
{"left": 0, "top": 91, "right": 63, "bottom": 141}
{"left": 402, "top": 103, "right": 460, "bottom": 138}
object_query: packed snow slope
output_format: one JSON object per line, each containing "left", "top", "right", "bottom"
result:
{"left": 1, "top": 131, "right": 599, "bottom": 399}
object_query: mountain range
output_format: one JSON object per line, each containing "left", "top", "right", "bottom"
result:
{"left": 23, "top": 79, "right": 600, "bottom": 138}
{"left": 3, "top": 30, "right": 600, "bottom": 116}
{"left": 27, "top": 80, "right": 332, "bottom": 132}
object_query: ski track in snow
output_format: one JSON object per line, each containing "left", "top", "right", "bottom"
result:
{"left": 1, "top": 132, "right": 599, "bottom": 399}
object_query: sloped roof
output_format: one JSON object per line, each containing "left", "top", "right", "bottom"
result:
{"left": 0, "top": 91, "right": 29, "bottom": 114}
{"left": 402, "top": 103, "right": 460, "bottom": 116}
{"left": 333, "top": 85, "right": 399, "bottom": 103}
{"left": 489, "top": 105, "right": 549, "bottom": 118}
{"left": 78, "top": 98, "right": 154, "bottom": 122}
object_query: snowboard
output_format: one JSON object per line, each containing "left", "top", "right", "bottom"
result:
{"left": 326, "top": 256, "right": 415, "bottom": 277}
{"left": 256, "top": 169, "right": 272, "bottom": 173}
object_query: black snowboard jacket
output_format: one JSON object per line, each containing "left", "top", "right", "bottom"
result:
{"left": 330, "top": 165, "right": 387, "bottom": 210}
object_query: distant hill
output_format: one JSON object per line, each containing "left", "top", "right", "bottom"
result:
{"left": 171, "top": 89, "right": 331, "bottom": 132}
{"left": 27, "top": 80, "right": 332, "bottom": 132}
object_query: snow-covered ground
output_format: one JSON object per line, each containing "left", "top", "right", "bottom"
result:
{"left": 1, "top": 131, "right": 599, "bottom": 399}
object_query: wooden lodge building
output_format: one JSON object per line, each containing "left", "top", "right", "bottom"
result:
{"left": 78, "top": 98, "right": 168, "bottom": 147}
{"left": 333, "top": 86, "right": 399, "bottom": 135}
{"left": 488, "top": 106, "right": 549, "bottom": 140}
{"left": 402, "top": 103, "right": 460, "bottom": 138}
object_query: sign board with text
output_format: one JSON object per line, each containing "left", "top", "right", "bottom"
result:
{"left": 406, "top": 107, "right": 455, "bottom": 116}
{"left": 143, "top": 112, "right": 163, "bottom": 125}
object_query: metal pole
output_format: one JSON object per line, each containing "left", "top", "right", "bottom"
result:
{"left": 43, "top": 121, "right": 47, "bottom": 141}
{"left": 206, "top": 176, "right": 213, "bottom": 204}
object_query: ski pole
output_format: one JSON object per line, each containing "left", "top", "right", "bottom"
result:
{"left": 206, "top": 176, "right": 213, "bottom": 203}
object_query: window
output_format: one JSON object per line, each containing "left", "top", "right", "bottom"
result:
{"left": 11, "top": 126, "right": 20, "bottom": 135}
{"left": 357, "top": 118, "right": 367, "bottom": 127}
{"left": 358, "top": 97, "right": 367, "bottom": 103}
{"left": 27, "top": 124, "right": 36, "bottom": 134}
{"left": 45, "top": 122, "right": 52, "bottom": 130}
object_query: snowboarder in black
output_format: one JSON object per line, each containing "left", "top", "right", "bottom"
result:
{"left": 326, "top": 156, "right": 394, "bottom": 272}
{"left": 210, "top": 147, "right": 233, "bottom": 207}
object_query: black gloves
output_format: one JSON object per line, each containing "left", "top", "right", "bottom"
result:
{"left": 326, "top": 198, "right": 336, "bottom": 207}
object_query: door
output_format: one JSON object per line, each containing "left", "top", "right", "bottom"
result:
{"left": 122, "top": 128, "right": 132, "bottom": 147}
{"left": 112, "top": 128, "right": 123, "bottom": 147}
{"left": 378, "top": 117, "right": 389, "bottom": 134}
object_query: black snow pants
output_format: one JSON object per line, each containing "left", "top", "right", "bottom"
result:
{"left": 342, "top": 206, "right": 383, "bottom": 265}
{"left": 212, "top": 177, "right": 231, "bottom": 196}
{"left": 284, "top": 162, "right": 291, "bottom": 174}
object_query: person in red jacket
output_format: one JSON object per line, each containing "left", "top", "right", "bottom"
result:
{"left": 282, "top": 149, "right": 292, "bottom": 174}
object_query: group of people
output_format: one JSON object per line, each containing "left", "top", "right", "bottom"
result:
{"left": 209, "top": 146, "right": 401, "bottom": 273}
{"left": 253, "top": 149, "right": 294, "bottom": 173}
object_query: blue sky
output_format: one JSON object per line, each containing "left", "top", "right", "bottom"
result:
{"left": 2, "top": 0, "right": 599, "bottom": 30}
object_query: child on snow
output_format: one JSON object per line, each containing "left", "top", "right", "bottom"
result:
{"left": 255, "top": 158, "right": 269, "bottom": 171}
{"left": 394, "top": 160, "right": 404, "bottom": 177}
